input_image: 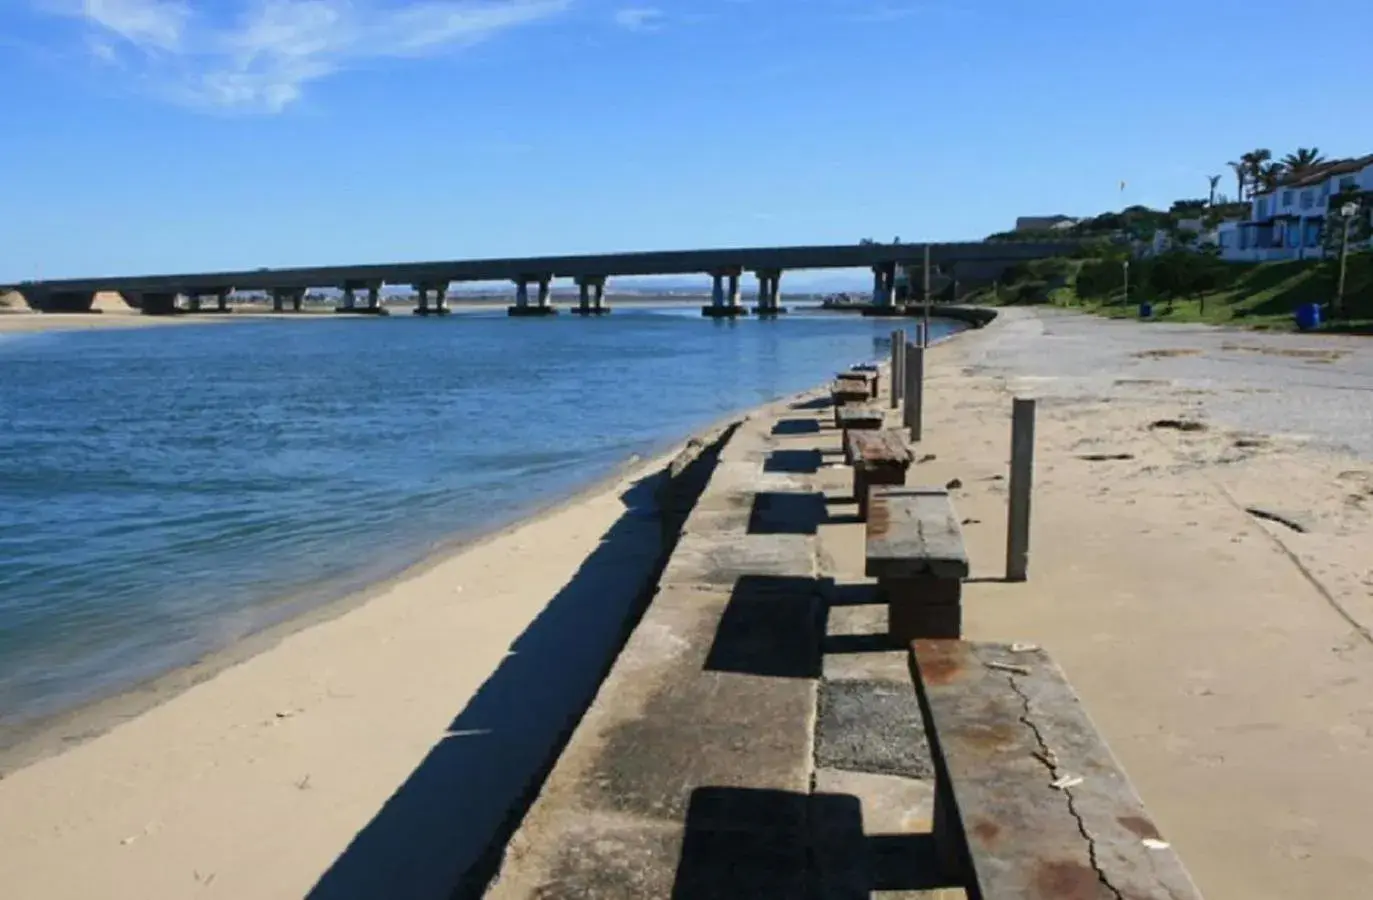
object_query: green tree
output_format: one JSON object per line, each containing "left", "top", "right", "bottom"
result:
{"left": 1256, "top": 161, "right": 1285, "bottom": 192}
{"left": 1208, "top": 174, "right": 1222, "bottom": 206}
{"left": 1239, "top": 149, "right": 1273, "bottom": 199}
{"left": 1281, "top": 147, "right": 1326, "bottom": 174}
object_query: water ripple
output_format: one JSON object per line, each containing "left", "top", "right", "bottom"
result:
{"left": 0, "top": 310, "right": 958, "bottom": 731}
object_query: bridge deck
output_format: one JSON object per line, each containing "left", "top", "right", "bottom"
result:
{"left": 8, "top": 242, "right": 1076, "bottom": 294}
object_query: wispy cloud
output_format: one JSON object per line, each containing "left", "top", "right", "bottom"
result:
{"left": 612, "top": 6, "right": 663, "bottom": 31}
{"left": 40, "top": 0, "right": 571, "bottom": 113}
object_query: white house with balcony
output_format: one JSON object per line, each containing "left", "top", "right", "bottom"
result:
{"left": 1218, "top": 154, "right": 1373, "bottom": 262}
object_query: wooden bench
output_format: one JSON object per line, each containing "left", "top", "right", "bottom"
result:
{"left": 837, "top": 369, "right": 879, "bottom": 399}
{"left": 866, "top": 487, "right": 967, "bottom": 642}
{"left": 831, "top": 379, "right": 871, "bottom": 410}
{"left": 844, "top": 429, "right": 912, "bottom": 519}
{"left": 910, "top": 640, "right": 1206, "bottom": 900}
{"left": 835, "top": 403, "right": 884, "bottom": 434}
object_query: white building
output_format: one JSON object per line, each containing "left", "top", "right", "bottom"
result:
{"left": 1219, "top": 154, "right": 1373, "bottom": 262}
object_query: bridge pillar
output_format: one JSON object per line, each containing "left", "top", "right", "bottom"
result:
{"left": 182, "top": 288, "right": 233, "bottom": 314}
{"left": 702, "top": 268, "right": 747, "bottom": 318}
{"left": 339, "top": 280, "right": 388, "bottom": 316}
{"left": 271, "top": 288, "right": 304, "bottom": 312}
{"left": 430, "top": 281, "right": 452, "bottom": 316}
{"left": 862, "top": 263, "right": 899, "bottom": 316}
{"left": 753, "top": 269, "right": 787, "bottom": 316}
{"left": 509, "top": 274, "right": 557, "bottom": 316}
{"left": 139, "top": 291, "right": 179, "bottom": 315}
{"left": 367, "top": 283, "right": 383, "bottom": 312}
{"left": 573, "top": 276, "right": 610, "bottom": 315}
{"left": 413, "top": 285, "right": 431, "bottom": 315}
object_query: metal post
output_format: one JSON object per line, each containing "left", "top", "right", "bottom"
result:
{"left": 890, "top": 328, "right": 905, "bottom": 409}
{"left": 1337, "top": 214, "right": 1353, "bottom": 318}
{"left": 922, "top": 244, "right": 931, "bottom": 346}
{"left": 903, "top": 340, "right": 923, "bottom": 441}
{"left": 1006, "top": 398, "right": 1036, "bottom": 583}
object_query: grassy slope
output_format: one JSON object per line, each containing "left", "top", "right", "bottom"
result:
{"left": 972, "top": 253, "right": 1373, "bottom": 333}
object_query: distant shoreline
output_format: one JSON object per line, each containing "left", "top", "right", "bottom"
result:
{"left": 0, "top": 295, "right": 834, "bottom": 335}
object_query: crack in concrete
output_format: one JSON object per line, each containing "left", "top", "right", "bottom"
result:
{"left": 1004, "top": 673, "right": 1125, "bottom": 900}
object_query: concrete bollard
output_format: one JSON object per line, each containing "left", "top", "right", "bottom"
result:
{"left": 903, "top": 340, "right": 923, "bottom": 441}
{"left": 1006, "top": 398, "right": 1036, "bottom": 582}
{"left": 890, "top": 329, "right": 905, "bottom": 409}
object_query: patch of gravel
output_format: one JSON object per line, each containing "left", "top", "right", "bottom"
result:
{"left": 815, "top": 679, "right": 932, "bottom": 779}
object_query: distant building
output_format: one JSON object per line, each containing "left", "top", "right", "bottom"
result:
{"left": 1219, "top": 154, "right": 1373, "bottom": 262}
{"left": 1014, "top": 215, "right": 1078, "bottom": 233}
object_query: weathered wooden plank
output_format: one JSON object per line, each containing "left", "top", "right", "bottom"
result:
{"left": 866, "top": 488, "right": 969, "bottom": 579}
{"left": 836, "top": 405, "right": 884, "bottom": 431}
{"left": 909, "top": 640, "right": 1206, "bottom": 900}
{"left": 845, "top": 429, "right": 913, "bottom": 469}
{"left": 832, "top": 381, "right": 870, "bottom": 404}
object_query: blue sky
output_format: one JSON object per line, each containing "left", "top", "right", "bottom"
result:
{"left": 3, "top": 0, "right": 1372, "bottom": 286}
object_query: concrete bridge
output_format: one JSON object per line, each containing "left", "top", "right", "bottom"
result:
{"left": 6, "top": 241, "right": 1075, "bottom": 318}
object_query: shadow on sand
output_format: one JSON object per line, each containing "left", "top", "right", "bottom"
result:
{"left": 308, "top": 433, "right": 731, "bottom": 900}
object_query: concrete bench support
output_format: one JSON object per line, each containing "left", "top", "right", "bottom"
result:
{"left": 865, "top": 487, "right": 968, "bottom": 641}
{"left": 844, "top": 429, "right": 912, "bottom": 519}
{"left": 909, "top": 640, "right": 1206, "bottom": 899}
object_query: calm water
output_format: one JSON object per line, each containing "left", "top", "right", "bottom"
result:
{"left": 0, "top": 306, "right": 958, "bottom": 734}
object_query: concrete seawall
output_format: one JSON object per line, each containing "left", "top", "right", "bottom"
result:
{"left": 477, "top": 378, "right": 951, "bottom": 897}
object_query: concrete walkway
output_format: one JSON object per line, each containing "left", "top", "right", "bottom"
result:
{"left": 485, "top": 309, "right": 1373, "bottom": 899}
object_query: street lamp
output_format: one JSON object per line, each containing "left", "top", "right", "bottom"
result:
{"left": 1336, "top": 201, "right": 1359, "bottom": 318}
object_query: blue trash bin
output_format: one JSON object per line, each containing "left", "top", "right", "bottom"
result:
{"left": 1295, "top": 303, "right": 1322, "bottom": 331}
{"left": 1138, "top": 302, "right": 1153, "bottom": 319}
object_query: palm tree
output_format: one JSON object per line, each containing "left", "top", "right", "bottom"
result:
{"left": 1207, "top": 174, "right": 1222, "bottom": 206}
{"left": 1240, "top": 149, "right": 1274, "bottom": 199}
{"left": 1256, "top": 161, "right": 1285, "bottom": 192}
{"left": 1281, "top": 147, "right": 1325, "bottom": 174}
{"left": 1227, "top": 160, "right": 1247, "bottom": 202}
